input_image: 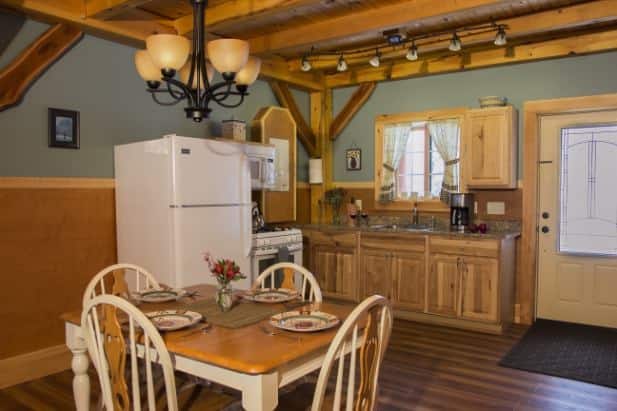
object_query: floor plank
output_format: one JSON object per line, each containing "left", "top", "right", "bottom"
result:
{"left": 1, "top": 319, "right": 616, "bottom": 410}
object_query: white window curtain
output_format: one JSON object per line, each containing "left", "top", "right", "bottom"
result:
{"left": 379, "top": 123, "right": 411, "bottom": 202}
{"left": 427, "top": 119, "right": 461, "bottom": 204}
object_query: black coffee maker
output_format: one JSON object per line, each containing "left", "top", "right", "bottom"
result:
{"left": 450, "top": 193, "right": 474, "bottom": 232}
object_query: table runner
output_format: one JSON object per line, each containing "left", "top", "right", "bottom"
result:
{"left": 182, "top": 298, "right": 306, "bottom": 329}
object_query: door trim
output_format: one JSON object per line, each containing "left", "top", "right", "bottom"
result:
{"left": 521, "top": 93, "right": 617, "bottom": 324}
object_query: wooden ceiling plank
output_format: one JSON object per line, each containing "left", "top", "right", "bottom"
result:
{"left": 0, "top": 24, "right": 83, "bottom": 111}
{"left": 84, "top": 0, "right": 152, "bottom": 20}
{"left": 0, "top": 0, "right": 173, "bottom": 47}
{"left": 269, "top": 80, "right": 318, "bottom": 156}
{"left": 288, "top": 0, "right": 617, "bottom": 71}
{"left": 329, "top": 82, "right": 376, "bottom": 140}
{"left": 174, "top": 0, "right": 322, "bottom": 36}
{"left": 246, "top": 0, "right": 510, "bottom": 55}
{"left": 324, "top": 28, "right": 617, "bottom": 88}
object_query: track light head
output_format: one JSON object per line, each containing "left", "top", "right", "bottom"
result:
{"left": 448, "top": 33, "right": 462, "bottom": 52}
{"left": 301, "top": 55, "right": 312, "bottom": 72}
{"left": 406, "top": 41, "right": 418, "bottom": 61}
{"left": 494, "top": 26, "right": 507, "bottom": 46}
{"left": 369, "top": 49, "right": 381, "bottom": 68}
{"left": 337, "top": 54, "right": 348, "bottom": 72}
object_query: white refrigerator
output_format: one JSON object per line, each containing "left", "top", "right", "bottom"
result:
{"left": 114, "top": 135, "right": 253, "bottom": 289}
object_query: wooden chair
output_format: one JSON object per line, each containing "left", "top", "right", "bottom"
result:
{"left": 82, "top": 263, "right": 160, "bottom": 306}
{"left": 278, "top": 295, "right": 393, "bottom": 411}
{"left": 253, "top": 262, "right": 323, "bottom": 303}
{"left": 81, "top": 294, "right": 233, "bottom": 411}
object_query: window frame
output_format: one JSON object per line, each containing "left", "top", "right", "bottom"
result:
{"left": 374, "top": 108, "right": 467, "bottom": 212}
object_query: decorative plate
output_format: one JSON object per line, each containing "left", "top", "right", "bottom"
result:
{"left": 131, "top": 288, "right": 187, "bottom": 303}
{"left": 243, "top": 288, "right": 300, "bottom": 304}
{"left": 145, "top": 310, "right": 202, "bottom": 331}
{"left": 270, "top": 310, "right": 339, "bottom": 333}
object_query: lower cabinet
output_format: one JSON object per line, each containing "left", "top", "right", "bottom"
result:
{"left": 459, "top": 256, "right": 499, "bottom": 322}
{"left": 361, "top": 250, "right": 392, "bottom": 299}
{"left": 392, "top": 252, "right": 425, "bottom": 312}
{"left": 427, "top": 254, "right": 459, "bottom": 317}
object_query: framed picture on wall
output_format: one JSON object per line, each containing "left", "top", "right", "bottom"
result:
{"left": 346, "top": 148, "right": 361, "bottom": 171}
{"left": 49, "top": 108, "right": 79, "bottom": 149}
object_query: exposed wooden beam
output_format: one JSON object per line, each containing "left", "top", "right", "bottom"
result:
{"left": 288, "top": 0, "right": 617, "bottom": 72}
{"left": 84, "top": 0, "right": 151, "bottom": 19}
{"left": 0, "top": 24, "right": 83, "bottom": 111}
{"left": 246, "top": 0, "right": 508, "bottom": 55}
{"left": 269, "top": 80, "right": 318, "bottom": 157}
{"left": 329, "top": 82, "right": 376, "bottom": 140}
{"left": 325, "top": 28, "right": 617, "bottom": 88}
{"left": 0, "top": 0, "right": 173, "bottom": 48}
{"left": 174, "top": 0, "right": 320, "bottom": 36}
{"left": 259, "top": 59, "right": 324, "bottom": 91}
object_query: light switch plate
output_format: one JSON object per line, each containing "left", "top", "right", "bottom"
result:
{"left": 487, "top": 201, "right": 506, "bottom": 215}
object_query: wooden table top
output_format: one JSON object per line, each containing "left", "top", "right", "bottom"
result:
{"left": 62, "top": 284, "right": 356, "bottom": 375}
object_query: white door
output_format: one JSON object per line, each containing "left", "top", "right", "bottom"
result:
{"left": 537, "top": 110, "right": 617, "bottom": 328}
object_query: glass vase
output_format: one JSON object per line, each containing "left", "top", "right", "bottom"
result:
{"left": 216, "top": 284, "right": 233, "bottom": 312}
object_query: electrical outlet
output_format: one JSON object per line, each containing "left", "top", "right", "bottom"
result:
{"left": 486, "top": 201, "right": 506, "bottom": 215}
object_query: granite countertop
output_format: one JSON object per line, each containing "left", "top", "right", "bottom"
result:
{"left": 295, "top": 224, "right": 520, "bottom": 240}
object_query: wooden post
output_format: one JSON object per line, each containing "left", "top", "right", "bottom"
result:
{"left": 309, "top": 89, "right": 333, "bottom": 224}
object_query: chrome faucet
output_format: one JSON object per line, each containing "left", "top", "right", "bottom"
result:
{"left": 412, "top": 202, "right": 419, "bottom": 225}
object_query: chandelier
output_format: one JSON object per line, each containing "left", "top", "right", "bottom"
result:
{"left": 134, "top": 0, "right": 261, "bottom": 122}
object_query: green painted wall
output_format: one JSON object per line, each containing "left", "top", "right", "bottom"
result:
{"left": 332, "top": 52, "right": 617, "bottom": 182}
{"left": 0, "top": 19, "right": 310, "bottom": 180}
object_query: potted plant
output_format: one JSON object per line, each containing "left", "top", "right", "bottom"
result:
{"left": 324, "top": 187, "right": 347, "bottom": 225}
{"left": 204, "top": 252, "right": 246, "bottom": 312}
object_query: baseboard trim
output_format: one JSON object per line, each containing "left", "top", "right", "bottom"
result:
{"left": 0, "top": 344, "right": 71, "bottom": 389}
{"left": 0, "top": 177, "right": 115, "bottom": 189}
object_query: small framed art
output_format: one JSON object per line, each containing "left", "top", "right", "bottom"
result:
{"left": 346, "top": 148, "right": 361, "bottom": 171}
{"left": 49, "top": 108, "right": 79, "bottom": 149}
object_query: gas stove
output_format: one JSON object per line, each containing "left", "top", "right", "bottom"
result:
{"left": 251, "top": 227, "right": 303, "bottom": 256}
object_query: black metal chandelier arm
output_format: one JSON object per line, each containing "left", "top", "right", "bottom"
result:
{"left": 211, "top": 92, "right": 246, "bottom": 109}
{"left": 149, "top": 91, "right": 184, "bottom": 106}
{"left": 201, "top": 80, "right": 235, "bottom": 105}
{"left": 162, "top": 78, "right": 189, "bottom": 101}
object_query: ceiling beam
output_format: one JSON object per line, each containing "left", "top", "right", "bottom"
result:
{"left": 0, "top": 24, "right": 83, "bottom": 111}
{"left": 288, "top": 0, "right": 617, "bottom": 72}
{"left": 84, "top": 0, "right": 151, "bottom": 20}
{"left": 246, "top": 0, "right": 512, "bottom": 55}
{"left": 174, "top": 0, "right": 321, "bottom": 36}
{"left": 0, "top": 0, "right": 173, "bottom": 48}
{"left": 329, "top": 82, "right": 376, "bottom": 140}
{"left": 259, "top": 59, "right": 324, "bottom": 91}
{"left": 324, "top": 28, "right": 617, "bottom": 88}
{"left": 269, "top": 80, "right": 318, "bottom": 156}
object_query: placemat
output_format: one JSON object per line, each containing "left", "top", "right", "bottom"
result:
{"left": 182, "top": 298, "right": 306, "bottom": 329}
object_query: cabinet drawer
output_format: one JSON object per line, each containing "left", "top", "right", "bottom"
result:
{"left": 361, "top": 233, "right": 426, "bottom": 253}
{"left": 311, "top": 231, "right": 357, "bottom": 248}
{"left": 430, "top": 237, "right": 499, "bottom": 258}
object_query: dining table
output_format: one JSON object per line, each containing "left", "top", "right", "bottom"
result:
{"left": 61, "top": 284, "right": 357, "bottom": 411}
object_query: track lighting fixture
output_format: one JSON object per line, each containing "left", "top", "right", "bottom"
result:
{"left": 369, "top": 49, "right": 381, "bottom": 68}
{"left": 448, "top": 33, "right": 462, "bottom": 52}
{"left": 337, "top": 54, "right": 348, "bottom": 72}
{"left": 406, "top": 41, "right": 418, "bottom": 61}
{"left": 494, "top": 26, "right": 507, "bottom": 46}
{"left": 301, "top": 55, "right": 312, "bottom": 72}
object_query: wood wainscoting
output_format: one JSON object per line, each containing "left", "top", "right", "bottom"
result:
{"left": 0, "top": 177, "right": 117, "bottom": 387}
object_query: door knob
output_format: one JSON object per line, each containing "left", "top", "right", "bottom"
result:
{"left": 541, "top": 226, "right": 550, "bottom": 233}
{"left": 542, "top": 212, "right": 549, "bottom": 219}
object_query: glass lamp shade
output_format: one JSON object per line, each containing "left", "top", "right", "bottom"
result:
{"left": 179, "top": 61, "right": 214, "bottom": 89}
{"left": 134, "top": 50, "right": 161, "bottom": 81}
{"left": 207, "top": 39, "right": 249, "bottom": 74}
{"left": 146, "top": 34, "right": 190, "bottom": 71}
{"left": 235, "top": 56, "right": 261, "bottom": 85}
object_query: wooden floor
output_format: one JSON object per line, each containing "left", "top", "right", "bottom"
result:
{"left": 2, "top": 319, "right": 617, "bottom": 410}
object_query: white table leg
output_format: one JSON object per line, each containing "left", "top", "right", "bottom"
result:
{"left": 242, "top": 372, "right": 279, "bottom": 411}
{"left": 69, "top": 337, "right": 90, "bottom": 411}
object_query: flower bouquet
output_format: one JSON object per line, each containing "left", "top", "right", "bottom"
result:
{"left": 204, "top": 252, "right": 246, "bottom": 312}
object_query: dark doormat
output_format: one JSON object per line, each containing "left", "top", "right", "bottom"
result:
{"left": 499, "top": 319, "right": 617, "bottom": 389}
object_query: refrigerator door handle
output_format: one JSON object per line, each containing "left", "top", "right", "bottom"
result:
{"left": 243, "top": 205, "right": 252, "bottom": 258}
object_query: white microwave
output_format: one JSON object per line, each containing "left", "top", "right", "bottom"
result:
{"left": 244, "top": 143, "right": 276, "bottom": 190}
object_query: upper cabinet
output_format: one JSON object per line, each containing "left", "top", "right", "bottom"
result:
{"left": 463, "top": 106, "right": 518, "bottom": 189}
{"left": 251, "top": 107, "right": 297, "bottom": 222}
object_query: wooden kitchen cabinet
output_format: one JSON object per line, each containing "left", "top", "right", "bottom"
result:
{"left": 392, "top": 251, "right": 425, "bottom": 312}
{"left": 463, "top": 106, "right": 517, "bottom": 189}
{"left": 459, "top": 256, "right": 499, "bottom": 322}
{"left": 361, "top": 250, "right": 392, "bottom": 299}
{"left": 427, "top": 254, "right": 459, "bottom": 317}
{"left": 307, "top": 230, "right": 358, "bottom": 301}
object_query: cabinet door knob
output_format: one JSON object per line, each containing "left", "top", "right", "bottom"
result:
{"left": 541, "top": 226, "right": 550, "bottom": 234}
